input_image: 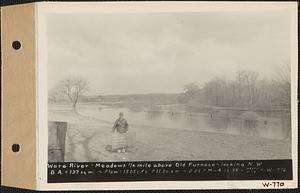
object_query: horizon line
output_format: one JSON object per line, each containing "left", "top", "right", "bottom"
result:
{"left": 84, "top": 91, "right": 186, "bottom": 96}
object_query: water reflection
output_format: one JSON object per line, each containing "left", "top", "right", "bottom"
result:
{"left": 77, "top": 104, "right": 291, "bottom": 140}
{"left": 145, "top": 111, "right": 163, "bottom": 120}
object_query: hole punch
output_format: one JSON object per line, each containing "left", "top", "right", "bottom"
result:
{"left": 12, "top": 41, "right": 21, "bottom": 50}
{"left": 12, "top": 144, "right": 20, "bottom": 153}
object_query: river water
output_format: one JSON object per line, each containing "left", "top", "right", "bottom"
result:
{"left": 74, "top": 103, "right": 290, "bottom": 140}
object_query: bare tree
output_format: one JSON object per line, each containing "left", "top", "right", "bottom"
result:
{"left": 177, "top": 82, "right": 201, "bottom": 104}
{"left": 184, "top": 82, "right": 200, "bottom": 94}
{"left": 274, "top": 62, "right": 291, "bottom": 140}
{"left": 274, "top": 62, "right": 291, "bottom": 109}
{"left": 239, "top": 71, "right": 259, "bottom": 106}
{"left": 56, "top": 77, "right": 89, "bottom": 111}
{"left": 182, "top": 82, "right": 200, "bottom": 102}
{"left": 236, "top": 71, "right": 243, "bottom": 103}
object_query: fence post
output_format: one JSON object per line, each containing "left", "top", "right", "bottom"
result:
{"left": 48, "top": 121, "right": 68, "bottom": 162}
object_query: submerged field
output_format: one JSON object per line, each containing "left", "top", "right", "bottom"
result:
{"left": 48, "top": 103, "right": 291, "bottom": 162}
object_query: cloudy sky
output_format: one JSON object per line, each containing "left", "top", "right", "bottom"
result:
{"left": 46, "top": 11, "right": 290, "bottom": 95}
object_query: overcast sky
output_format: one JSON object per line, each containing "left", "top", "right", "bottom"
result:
{"left": 46, "top": 11, "right": 290, "bottom": 95}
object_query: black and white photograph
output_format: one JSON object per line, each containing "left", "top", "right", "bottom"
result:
{"left": 42, "top": 2, "right": 297, "bottom": 187}
{"left": 48, "top": 10, "right": 292, "bottom": 163}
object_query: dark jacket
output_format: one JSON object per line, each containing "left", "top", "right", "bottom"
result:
{"left": 112, "top": 118, "right": 129, "bottom": 133}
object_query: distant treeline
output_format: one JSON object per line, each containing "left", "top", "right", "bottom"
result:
{"left": 179, "top": 69, "right": 291, "bottom": 111}
{"left": 49, "top": 65, "right": 291, "bottom": 112}
{"left": 78, "top": 69, "right": 290, "bottom": 111}
{"left": 79, "top": 93, "right": 180, "bottom": 104}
